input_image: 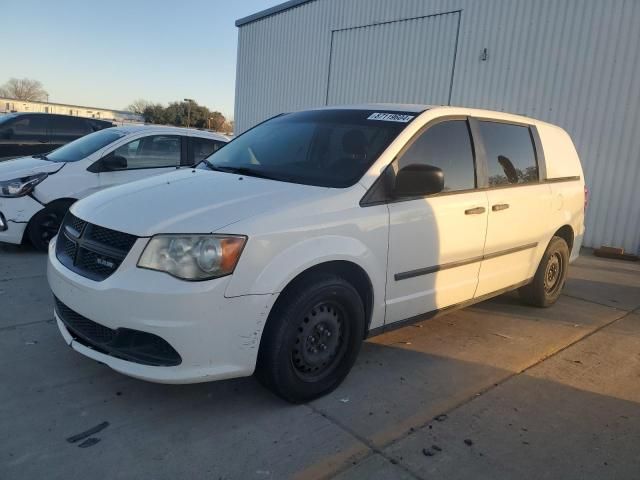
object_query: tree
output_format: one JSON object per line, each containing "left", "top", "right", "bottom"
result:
{"left": 127, "top": 99, "right": 153, "bottom": 115}
{"left": 140, "top": 99, "right": 231, "bottom": 132}
{"left": 142, "top": 104, "right": 167, "bottom": 124}
{"left": 0, "top": 78, "right": 48, "bottom": 101}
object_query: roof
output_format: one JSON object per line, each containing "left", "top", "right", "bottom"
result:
{"left": 0, "top": 111, "right": 113, "bottom": 123}
{"left": 311, "top": 103, "right": 432, "bottom": 113}
{"left": 110, "top": 124, "right": 229, "bottom": 140}
{"left": 236, "top": 0, "right": 315, "bottom": 27}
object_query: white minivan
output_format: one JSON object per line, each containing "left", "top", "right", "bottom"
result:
{"left": 0, "top": 125, "right": 228, "bottom": 250}
{"left": 47, "top": 105, "right": 586, "bottom": 402}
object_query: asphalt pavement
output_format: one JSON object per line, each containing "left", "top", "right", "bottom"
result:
{"left": 1, "top": 245, "right": 639, "bottom": 479}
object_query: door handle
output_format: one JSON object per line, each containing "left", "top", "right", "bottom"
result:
{"left": 492, "top": 203, "right": 510, "bottom": 212}
{"left": 465, "top": 206, "right": 486, "bottom": 215}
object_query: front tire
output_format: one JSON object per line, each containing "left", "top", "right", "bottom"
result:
{"left": 519, "top": 236, "right": 569, "bottom": 307}
{"left": 27, "top": 200, "right": 74, "bottom": 252}
{"left": 256, "top": 273, "right": 365, "bottom": 403}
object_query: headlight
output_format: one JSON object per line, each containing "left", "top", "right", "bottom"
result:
{"left": 0, "top": 173, "right": 48, "bottom": 198}
{"left": 137, "top": 234, "right": 247, "bottom": 280}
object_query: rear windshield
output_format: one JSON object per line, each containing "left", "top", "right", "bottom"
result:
{"left": 45, "top": 129, "right": 126, "bottom": 162}
{"left": 199, "top": 109, "right": 417, "bottom": 187}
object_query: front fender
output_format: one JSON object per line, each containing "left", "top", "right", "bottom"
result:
{"left": 225, "top": 235, "right": 385, "bottom": 298}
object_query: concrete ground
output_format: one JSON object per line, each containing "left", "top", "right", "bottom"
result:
{"left": 1, "top": 246, "right": 639, "bottom": 480}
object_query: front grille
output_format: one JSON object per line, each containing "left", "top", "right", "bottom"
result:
{"left": 69, "top": 215, "right": 86, "bottom": 236}
{"left": 54, "top": 297, "right": 181, "bottom": 367}
{"left": 55, "top": 213, "right": 137, "bottom": 281}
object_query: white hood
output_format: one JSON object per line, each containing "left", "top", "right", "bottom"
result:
{"left": 71, "top": 169, "right": 330, "bottom": 236}
{"left": 0, "top": 156, "right": 64, "bottom": 181}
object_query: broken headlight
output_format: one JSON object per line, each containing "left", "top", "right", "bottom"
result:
{"left": 0, "top": 173, "right": 48, "bottom": 198}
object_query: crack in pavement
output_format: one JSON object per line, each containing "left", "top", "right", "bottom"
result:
{"left": 562, "top": 292, "right": 640, "bottom": 312}
{"left": 304, "top": 402, "right": 423, "bottom": 480}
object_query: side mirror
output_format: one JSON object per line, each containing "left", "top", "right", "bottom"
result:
{"left": 393, "top": 164, "right": 444, "bottom": 198}
{"left": 89, "top": 153, "right": 127, "bottom": 172}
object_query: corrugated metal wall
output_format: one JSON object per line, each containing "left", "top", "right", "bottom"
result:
{"left": 235, "top": 0, "right": 640, "bottom": 253}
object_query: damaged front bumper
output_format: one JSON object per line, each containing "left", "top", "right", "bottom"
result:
{"left": 0, "top": 195, "right": 43, "bottom": 244}
{"left": 48, "top": 237, "right": 279, "bottom": 384}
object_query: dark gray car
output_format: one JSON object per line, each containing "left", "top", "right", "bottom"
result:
{"left": 0, "top": 112, "right": 114, "bottom": 160}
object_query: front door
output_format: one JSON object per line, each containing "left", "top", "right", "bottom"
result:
{"left": 385, "top": 119, "right": 488, "bottom": 325}
{"left": 473, "top": 120, "right": 552, "bottom": 297}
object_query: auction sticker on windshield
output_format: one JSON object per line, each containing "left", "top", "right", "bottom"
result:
{"left": 367, "top": 112, "right": 415, "bottom": 123}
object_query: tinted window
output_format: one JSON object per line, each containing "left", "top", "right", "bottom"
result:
{"left": 200, "top": 110, "right": 413, "bottom": 188}
{"left": 51, "top": 116, "right": 91, "bottom": 136}
{"left": 0, "top": 114, "right": 19, "bottom": 126}
{"left": 398, "top": 120, "right": 476, "bottom": 192}
{"left": 4, "top": 115, "right": 47, "bottom": 138}
{"left": 46, "top": 129, "right": 126, "bottom": 162}
{"left": 191, "top": 137, "right": 225, "bottom": 165}
{"left": 88, "top": 119, "right": 112, "bottom": 132}
{"left": 479, "top": 121, "right": 538, "bottom": 186}
{"left": 113, "top": 135, "right": 181, "bottom": 169}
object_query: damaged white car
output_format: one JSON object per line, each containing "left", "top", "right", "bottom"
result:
{"left": 0, "top": 126, "right": 227, "bottom": 250}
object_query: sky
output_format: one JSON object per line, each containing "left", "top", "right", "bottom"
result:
{"left": 1, "top": 0, "right": 284, "bottom": 119}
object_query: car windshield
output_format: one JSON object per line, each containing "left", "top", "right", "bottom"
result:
{"left": 199, "top": 109, "right": 417, "bottom": 187}
{"left": 45, "top": 129, "right": 127, "bottom": 162}
{"left": 0, "top": 113, "right": 18, "bottom": 125}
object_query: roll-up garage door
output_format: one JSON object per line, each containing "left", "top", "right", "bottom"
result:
{"left": 326, "top": 11, "right": 460, "bottom": 106}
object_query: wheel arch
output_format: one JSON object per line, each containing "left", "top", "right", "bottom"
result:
{"left": 553, "top": 224, "right": 574, "bottom": 251}
{"left": 24, "top": 197, "right": 77, "bottom": 245}
{"left": 261, "top": 260, "right": 375, "bottom": 344}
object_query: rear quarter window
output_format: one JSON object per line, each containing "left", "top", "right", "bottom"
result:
{"left": 478, "top": 121, "right": 538, "bottom": 186}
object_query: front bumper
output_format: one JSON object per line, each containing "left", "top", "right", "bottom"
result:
{"left": 0, "top": 195, "right": 43, "bottom": 244}
{"left": 48, "top": 236, "right": 278, "bottom": 384}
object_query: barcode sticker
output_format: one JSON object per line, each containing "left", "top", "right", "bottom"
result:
{"left": 367, "top": 112, "right": 415, "bottom": 123}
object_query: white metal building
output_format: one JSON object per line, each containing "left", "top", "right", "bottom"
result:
{"left": 234, "top": 0, "right": 640, "bottom": 253}
{"left": 0, "top": 97, "right": 143, "bottom": 123}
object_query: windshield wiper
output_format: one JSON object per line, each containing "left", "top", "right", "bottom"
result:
{"left": 33, "top": 154, "right": 50, "bottom": 161}
{"left": 205, "top": 163, "right": 282, "bottom": 181}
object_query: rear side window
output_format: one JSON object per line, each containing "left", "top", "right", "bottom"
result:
{"left": 51, "top": 116, "right": 92, "bottom": 136}
{"left": 478, "top": 121, "right": 538, "bottom": 186}
{"left": 397, "top": 120, "right": 476, "bottom": 192}
{"left": 88, "top": 119, "right": 112, "bottom": 132}
{"left": 5, "top": 115, "right": 47, "bottom": 137}
{"left": 191, "top": 137, "right": 225, "bottom": 165}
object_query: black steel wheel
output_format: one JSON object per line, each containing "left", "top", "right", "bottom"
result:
{"left": 543, "top": 251, "right": 564, "bottom": 296}
{"left": 519, "top": 235, "right": 569, "bottom": 307}
{"left": 256, "top": 273, "right": 365, "bottom": 403}
{"left": 291, "top": 301, "right": 349, "bottom": 382}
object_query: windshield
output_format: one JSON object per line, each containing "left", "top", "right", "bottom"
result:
{"left": 0, "top": 113, "right": 18, "bottom": 123}
{"left": 199, "top": 109, "right": 416, "bottom": 187}
{"left": 45, "top": 129, "right": 127, "bottom": 162}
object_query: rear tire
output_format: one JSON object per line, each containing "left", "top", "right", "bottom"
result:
{"left": 27, "top": 200, "right": 74, "bottom": 252}
{"left": 519, "top": 236, "right": 569, "bottom": 307}
{"left": 256, "top": 273, "right": 365, "bottom": 403}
